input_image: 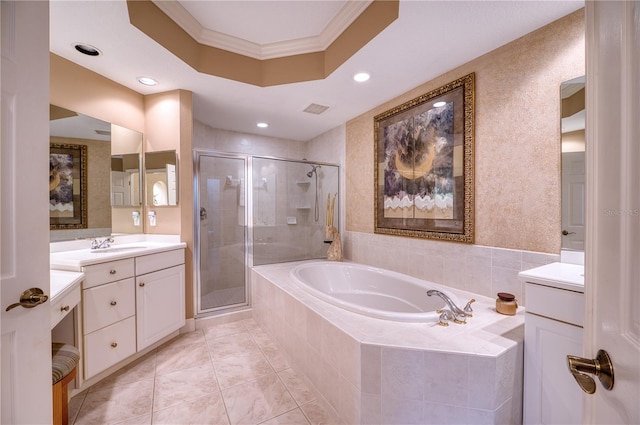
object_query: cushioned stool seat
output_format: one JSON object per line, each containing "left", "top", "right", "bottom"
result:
{"left": 52, "top": 343, "right": 80, "bottom": 425}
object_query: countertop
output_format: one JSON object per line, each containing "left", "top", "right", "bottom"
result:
{"left": 50, "top": 241, "right": 186, "bottom": 271}
{"left": 50, "top": 270, "right": 84, "bottom": 300}
{"left": 518, "top": 262, "right": 585, "bottom": 293}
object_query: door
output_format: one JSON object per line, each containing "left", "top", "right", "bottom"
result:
{"left": 194, "top": 152, "right": 248, "bottom": 315}
{"left": 1, "top": 1, "right": 52, "bottom": 423}
{"left": 561, "top": 151, "right": 585, "bottom": 250}
{"left": 582, "top": 1, "right": 640, "bottom": 423}
{"left": 111, "top": 170, "right": 130, "bottom": 206}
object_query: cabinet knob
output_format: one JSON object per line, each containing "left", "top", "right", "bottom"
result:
{"left": 111, "top": 342, "right": 118, "bottom": 348}
{"left": 109, "top": 269, "right": 117, "bottom": 275}
{"left": 60, "top": 305, "right": 70, "bottom": 312}
{"left": 139, "top": 282, "right": 145, "bottom": 287}
{"left": 110, "top": 300, "right": 117, "bottom": 306}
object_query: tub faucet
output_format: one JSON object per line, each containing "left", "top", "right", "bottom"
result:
{"left": 91, "top": 237, "right": 114, "bottom": 250}
{"left": 427, "top": 290, "right": 471, "bottom": 323}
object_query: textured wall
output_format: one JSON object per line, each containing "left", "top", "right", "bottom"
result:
{"left": 346, "top": 10, "right": 585, "bottom": 253}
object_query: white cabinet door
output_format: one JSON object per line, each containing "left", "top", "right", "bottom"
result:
{"left": 524, "top": 313, "right": 583, "bottom": 425}
{"left": 136, "top": 265, "right": 185, "bottom": 350}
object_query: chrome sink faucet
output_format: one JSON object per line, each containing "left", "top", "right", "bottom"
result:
{"left": 427, "top": 289, "right": 475, "bottom": 325}
{"left": 91, "top": 237, "right": 114, "bottom": 250}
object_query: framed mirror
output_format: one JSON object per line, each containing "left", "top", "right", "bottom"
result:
{"left": 50, "top": 105, "right": 143, "bottom": 241}
{"left": 560, "top": 76, "right": 585, "bottom": 251}
{"left": 145, "top": 150, "right": 178, "bottom": 206}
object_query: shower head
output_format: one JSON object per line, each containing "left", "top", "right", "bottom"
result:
{"left": 307, "top": 165, "right": 320, "bottom": 178}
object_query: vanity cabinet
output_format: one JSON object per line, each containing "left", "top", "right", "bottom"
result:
{"left": 135, "top": 250, "right": 185, "bottom": 350}
{"left": 78, "top": 248, "right": 185, "bottom": 380}
{"left": 81, "top": 259, "right": 137, "bottom": 379}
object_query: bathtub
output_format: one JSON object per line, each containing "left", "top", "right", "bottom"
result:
{"left": 289, "top": 261, "right": 457, "bottom": 322}
{"left": 252, "top": 261, "right": 525, "bottom": 424}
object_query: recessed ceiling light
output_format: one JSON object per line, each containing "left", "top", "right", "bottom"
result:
{"left": 137, "top": 77, "right": 158, "bottom": 86}
{"left": 433, "top": 101, "right": 447, "bottom": 108}
{"left": 74, "top": 43, "right": 101, "bottom": 57}
{"left": 353, "top": 72, "right": 370, "bottom": 83}
{"left": 257, "top": 122, "right": 269, "bottom": 128}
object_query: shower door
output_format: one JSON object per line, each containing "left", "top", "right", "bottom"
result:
{"left": 195, "top": 151, "right": 248, "bottom": 315}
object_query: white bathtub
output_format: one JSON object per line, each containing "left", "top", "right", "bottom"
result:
{"left": 289, "top": 261, "right": 459, "bottom": 322}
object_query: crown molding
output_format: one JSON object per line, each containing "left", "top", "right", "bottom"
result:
{"left": 152, "top": 0, "right": 372, "bottom": 60}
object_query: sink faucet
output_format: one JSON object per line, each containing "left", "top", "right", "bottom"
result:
{"left": 427, "top": 290, "right": 474, "bottom": 324}
{"left": 91, "top": 237, "right": 114, "bottom": 250}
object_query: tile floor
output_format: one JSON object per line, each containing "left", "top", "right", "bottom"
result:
{"left": 69, "top": 318, "right": 337, "bottom": 425}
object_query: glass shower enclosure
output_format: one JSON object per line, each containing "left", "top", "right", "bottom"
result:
{"left": 194, "top": 150, "right": 339, "bottom": 316}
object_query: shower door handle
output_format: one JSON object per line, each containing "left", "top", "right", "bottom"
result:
{"left": 200, "top": 207, "right": 208, "bottom": 220}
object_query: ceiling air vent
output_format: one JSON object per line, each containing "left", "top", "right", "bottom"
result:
{"left": 94, "top": 129, "right": 111, "bottom": 136}
{"left": 303, "top": 103, "right": 330, "bottom": 115}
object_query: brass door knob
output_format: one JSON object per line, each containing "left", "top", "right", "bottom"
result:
{"left": 5, "top": 288, "right": 49, "bottom": 311}
{"left": 567, "top": 349, "right": 614, "bottom": 394}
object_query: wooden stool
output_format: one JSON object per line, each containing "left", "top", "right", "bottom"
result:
{"left": 52, "top": 343, "right": 80, "bottom": 425}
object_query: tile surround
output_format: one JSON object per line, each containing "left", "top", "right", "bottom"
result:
{"left": 344, "top": 230, "right": 559, "bottom": 306}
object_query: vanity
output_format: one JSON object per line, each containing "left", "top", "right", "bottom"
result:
{"left": 50, "top": 238, "right": 186, "bottom": 387}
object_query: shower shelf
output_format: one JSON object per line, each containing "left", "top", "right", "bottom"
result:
{"left": 295, "top": 181, "right": 311, "bottom": 186}
{"left": 296, "top": 206, "right": 311, "bottom": 210}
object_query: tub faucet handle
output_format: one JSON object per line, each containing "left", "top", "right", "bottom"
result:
{"left": 436, "top": 309, "right": 453, "bottom": 327}
{"left": 464, "top": 299, "right": 476, "bottom": 317}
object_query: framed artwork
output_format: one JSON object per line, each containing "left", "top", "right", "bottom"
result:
{"left": 50, "top": 143, "right": 87, "bottom": 229}
{"left": 374, "top": 73, "right": 474, "bottom": 243}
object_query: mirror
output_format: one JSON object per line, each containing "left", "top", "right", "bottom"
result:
{"left": 145, "top": 150, "right": 178, "bottom": 206}
{"left": 560, "top": 76, "right": 585, "bottom": 251}
{"left": 49, "top": 105, "right": 143, "bottom": 241}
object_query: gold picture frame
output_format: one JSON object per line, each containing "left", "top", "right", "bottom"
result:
{"left": 374, "top": 73, "right": 474, "bottom": 243}
{"left": 50, "top": 143, "right": 88, "bottom": 229}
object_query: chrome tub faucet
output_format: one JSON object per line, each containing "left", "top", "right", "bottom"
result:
{"left": 428, "top": 289, "right": 475, "bottom": 326}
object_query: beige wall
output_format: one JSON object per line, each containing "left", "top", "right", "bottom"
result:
{"left": 346, "top": 10, "right": 585, "bottom": 254}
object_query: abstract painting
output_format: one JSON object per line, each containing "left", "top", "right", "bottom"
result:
{"left": 374, "top": 73, "right": 474, "bottom": 243}
{"left": 50, "top": 143, "right": 87, "bottom": 229}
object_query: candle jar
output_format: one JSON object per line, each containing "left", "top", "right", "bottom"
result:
{"left": 496, "top": 292, "right": 518, "bottom": 315}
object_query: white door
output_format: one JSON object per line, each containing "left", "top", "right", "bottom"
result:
{"left": 111, "top": 170, "right": 130, "bottom": 206}
{"left": 1, "top": 1, "right": 52, "bottom": 424}
{"left": 561, "top": 151, "right": 585, "bottom": 250}
{"left": 582, "top": 1, "right": 640, "bottom": 423}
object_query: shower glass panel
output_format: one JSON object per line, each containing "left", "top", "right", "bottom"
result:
{"left": 252, "top": 158, "right": 339, "bottom": 266}
{"left": 195, "top": 152, "right": 247, "bottom": 314}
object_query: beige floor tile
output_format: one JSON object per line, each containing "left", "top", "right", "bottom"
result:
{"left": 152, "top": 393, "right": 230, "bottom": 425}
{"left": 222, "top": 373, "right": 297, "bottom": 425}
{"left": 112, "top": 414, "right": 152, "bottom": 425}
{"left": 300, "top": 400, "right": 337, "bottom": 425}
{"left": 68, "top": 389, "right": 87, "bottom": 424}
{"left": 203, "top": 321, "right": 248, "bottom": 340}
{"left": 74, "top": 379, "right": 154, "bottom": 425}
{"left": 153, "top": 364, "right": 220, "bottom": 411}
{"left": 259, "top": 408, "right": 311, "bottom": 425}
{"left": 156, "top": 340, "right": 212, "bottom": 375}
{"left": 160, "top": 329, "right": 206, "bottom": 348}
{"left": 242, "top": 318, "right": 264, "bottom": 334}
{"left": 277, "top": 368, "right": 316, "bottom": 406}
{"left": 88, "top": 351, "right": 157, "bottom": 392}
{"left": 214, "top": 350, "right": 275, "bottom": 389}
{"left": 258, "top": 341, "right": 290, "bottom": 372}
{"left": 208, "top": 331, "right": 263, "bottom": 360}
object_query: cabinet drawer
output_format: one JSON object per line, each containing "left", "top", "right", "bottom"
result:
{"left": 83, "top": 278, "right": 135, "bottom": 334}
{"left": 136, "top": 249, "right": 184, "bottom": 276}
{"left": 525, "top": 282, "right": 584, "bottom": 326}
{"left": 83, "top": 259, "right": 135, "bottom": 289}
{"left": 50, "top": 286, "right": 81, "bottom": 329}
{"left": 84, "top": 316, "right": 136, "bottom": 379}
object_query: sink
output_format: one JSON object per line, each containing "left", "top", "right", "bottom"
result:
{"left": 90, "top": 245, "right": 149, "bottom": 253}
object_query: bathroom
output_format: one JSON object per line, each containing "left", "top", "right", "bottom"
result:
{"left": 3, "top": 1, "right": 638, "bottom": 424}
